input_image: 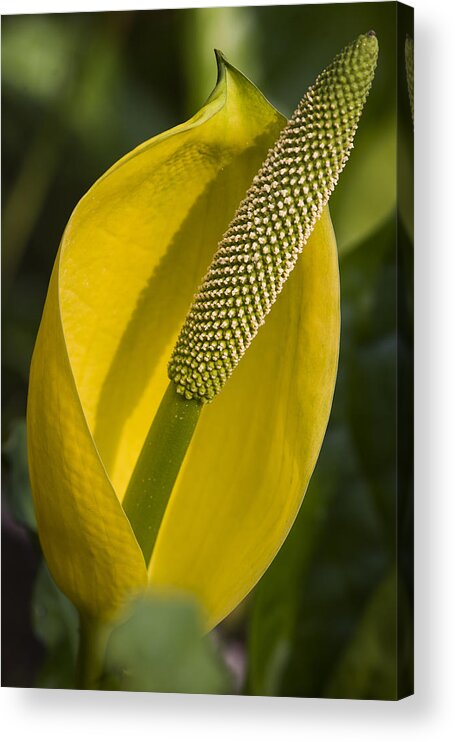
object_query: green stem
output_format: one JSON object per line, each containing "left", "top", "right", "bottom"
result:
{"left": 77, "top": 614, "right": 110, "bottom": 690}
{"left": 123, "top": 382, "right": 203, "bottom": 565}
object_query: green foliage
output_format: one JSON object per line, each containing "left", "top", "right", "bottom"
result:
{"left": 329, "top": 113, "right": 396, "bottom": 254}
{"left": 32, "top": 564, "right": 79, "bottom": 688}
{"left": 326, "top": 570, "right": 398, "bottom": 699}
{"left": 101, "top": 595, "right": 233, "bottom": 694}
{"left": 2, "top": 419, "right": 36, "bottom": 531}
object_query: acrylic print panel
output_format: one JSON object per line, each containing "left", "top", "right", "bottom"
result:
{"left": 2, "top": 2, "right": 413, "bottom": 699}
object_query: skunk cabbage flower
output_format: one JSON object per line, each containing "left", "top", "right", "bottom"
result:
{"left": 27, "top": 34, "right": 378, "bottom": 630}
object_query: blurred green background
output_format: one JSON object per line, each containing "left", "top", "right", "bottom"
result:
{"left": 1, "top": 3, "right": 413, "bottom": 697}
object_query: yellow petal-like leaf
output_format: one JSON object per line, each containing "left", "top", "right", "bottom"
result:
{"left": 27, "top": 260, "right": 148, "bottom": 620}
{"left": 27, "top": 54, "right": 339, "bottom": 627}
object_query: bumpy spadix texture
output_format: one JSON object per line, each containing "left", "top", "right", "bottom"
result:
{"left": 169, "top": 33, "right": 378, "bottom": 402}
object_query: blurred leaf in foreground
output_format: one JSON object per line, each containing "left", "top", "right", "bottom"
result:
{"left": 31, "top": 564, "right": 233, "bottom": 693}
{"left": 102, "top": 594, "right": 233, "bottom": 694}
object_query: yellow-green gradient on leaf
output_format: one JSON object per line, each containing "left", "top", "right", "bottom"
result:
{"left": 27, "top": 41, "right": 369, "bottom": 627}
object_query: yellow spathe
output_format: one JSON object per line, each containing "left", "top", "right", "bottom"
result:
{"left": 27, "top": 55, "right": 340, "bottom": 627}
